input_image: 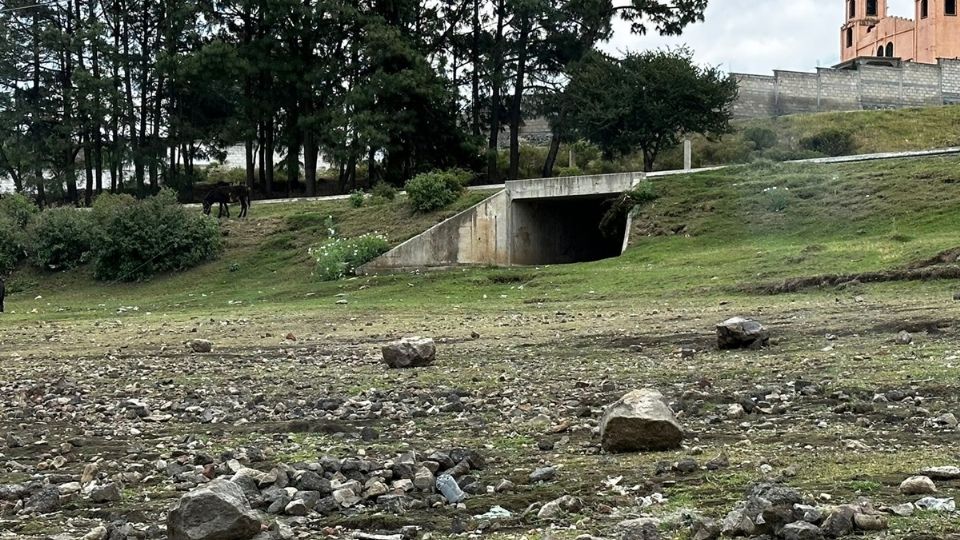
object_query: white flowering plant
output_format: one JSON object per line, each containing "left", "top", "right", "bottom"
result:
{"left": 309, "top": 233, "right": 389, "bottom": 281}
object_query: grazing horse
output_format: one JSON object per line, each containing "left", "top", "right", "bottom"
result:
{"left": 202, "top": 183, "right": 251, "bottom": 219}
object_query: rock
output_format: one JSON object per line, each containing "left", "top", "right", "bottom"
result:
{"left": 333, "top": 488, "right": 360, "bottom": 507}
{"left": 716, "top": 317, "right": 769, "bottom": 350}
{"left": 726, "top": 404, "right": 745, "bottom": 419}
{"left": 495, "top": 479, "right": 514, "bottom": 493}
{"left": 413, "top": 467, "right": 435, "bottom": 492}
{"left": 25, "top": 487, "right": 61, "bottom": 514}
{"left": 188, "top": 339, "right": 214, "bottom": 353}
{"left": 921, "top": 466, "right": 960, "bottom": 480}
{"left": 895, "top": 330, "right": 912, "bottom": 345}
{"left": 381, "top": 337, "right": 436, "bottom": 368}
{"left": 600, "top": 389, "right": 683, "bottom": 452}
{"left": 781, "top": 521, "right": 823, "bottom": 540}
{"left": 81, "top": 463, "right": 99, "bottom": 484}
{"left": 617, "top": 518, "right": 661, "bottom": 540}
{"left": 166, "top": 479, "right": 261, "bottom": 540}
{"left": 820, "top": 506, "right": 854, "bottom": 538}
{"left": 529, "top": 466, "right": 556, "bottom": 483}
{"left": 294, "top": 471, "right": 330, "bottom": 494}
{"left": 284, "top": 499, "right": 308, "bottom": 516}
{"left": 933, "top": 413, "right": 959, "bottom": 428}
{"left": 537, "top": 495, "right": 583, "bottom": 519}
{"left": 853, "top": 513, "right": 887, "bottom": 531}
{"left": 882, "top": 503, "right": 915, "bottom": 516}
{"left": 87, "top": 482, "right": 122, "bottom": 503}
{"left": 81, "top": 526, "right": 107, "bottom": 540}
{"left": 721, "top": 506, "right": 756, "bottom": 537}
{"left": 674, "top": 458, "right": 699, "bottom": 474}
{"left": 690, "top": 517, "right": 720, "bottom": 540}
{"left": 899, "top": 476, "right": 937, "bottom": 495}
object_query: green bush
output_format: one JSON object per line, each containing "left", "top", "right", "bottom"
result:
{"left": 555, "top": 166, "right": 584, "bottom": 177}
{"left": 405, "top": 169, "right": 471, "bottom": 213}
{"left": 28, "top": 208, "right": 96, "bottom": 271}
{"left": 91, "top": 193, "right": 137, "bottom": 227}
{"left": 349, "top": 190, "right": 365, "bottom": 208}
{"left": 92, "top": 188, "right": 222, "bottom": 281}
{"left": 799, "top": 129, "right": 856, "bottom": 157}
{"left": 310, "top": 233, "right": 389, "bottom": 281}
{"left": 371, "top": 182, "right": 397, "bottom": 202}
{"left": 0, "top": 215, "right": 25, "bottom": 275}
{"left": 743, "top": 127, "right": 779, "bottom": 151}
{"left": 205, "top": 164, "right": 247, "bottom": 185}
{"left": 0, "top": 193, "right": 39, "bottom": 228}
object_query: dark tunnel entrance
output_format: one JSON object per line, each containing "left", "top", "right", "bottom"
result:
{"left": 510, "top": 196, "right": 628, "bottom": 265}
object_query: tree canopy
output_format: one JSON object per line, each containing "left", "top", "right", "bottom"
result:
{"left": 0, "top": 0, "right": 714, "bottom": 205}
{"left": 564, "top": 48, "right": 738, "bottom": 172}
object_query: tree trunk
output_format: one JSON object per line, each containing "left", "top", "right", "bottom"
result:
{"left": 264, "top": 120, "right": 274, "bottom": 194}
{"left": 542, "top": 131, "right": 561, "bottom": 177}
{"left": 303, "top": 132, "right": 317, "bottom": 197}
{"left": 245, "top": 139, "right": 256, "bottom": 189}
{"left": 508, "top": 17, "right": 531, "bottom": 180}
{"left": 486, "top": 0, "right": 505, "bottom": 183}
{"left": 470, "top": 0, "right": 481, "bottom": 137}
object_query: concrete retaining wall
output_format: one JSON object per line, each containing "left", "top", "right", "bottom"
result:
{"left": 360, "top": 191, "right": 509, "bottom": 272}
{"left": 734, "top": 58, "right": 960, "bottom": 118}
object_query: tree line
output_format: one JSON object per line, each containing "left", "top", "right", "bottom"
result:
{"left": 0, "top": 0, "right": 711, "bottom": 206}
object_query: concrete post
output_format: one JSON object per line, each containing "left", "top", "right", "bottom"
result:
{"left": 683, "top": 139, "right": 692, "bottom": 171}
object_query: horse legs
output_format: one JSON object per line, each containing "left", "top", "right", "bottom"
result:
{"left": 239, "top": 199, "right": 248, "bottom": 219}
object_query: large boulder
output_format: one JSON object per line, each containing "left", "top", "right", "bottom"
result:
{"left": 381, "top": 337, "right": 436, "bottom": 368}
{"left": 717, "top": 317, "right": 769, "bottom": 350}
{"left": 600, "top": 389, "right": 683, "bottom": 452}
{"left": 166, "top": 479, "right": 261, "bottom": 540}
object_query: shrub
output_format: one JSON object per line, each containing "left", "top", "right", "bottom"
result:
{"left": 0, "top": 216, "right": 25, "bottom": 275}
{"left": 28, "top": 208, "right": 96, "bottom": 271}
{"left": 799, "top": 129, "right": 856, "bottom": 157}
{"left": 762, "top": 186, "right": 791, "bottom": 212}
{"left": 310, "top": 233, "right": 389, "bottom": 281}
{"left": 0, "top": 193, "right": 39, "bottom": 228}
{"left": 92, "top": 188, "right": 222, "bottom": 281}
{"left": 743, "top": 127, "right": 779, "bottom": 151}
{"left": 405, "top": 169, "right": 471, "bottom": 213}
{"left": 349, "top": 190, "right": 366, "bottom": 208}
{"left": 91, "top": 192, "right": 137, "bottom": 227}
{"left": 371, "top": 182, "right": 397, "bottom": 202}
{"left": 555, "top": 166, "right": 584, "bottom": 177}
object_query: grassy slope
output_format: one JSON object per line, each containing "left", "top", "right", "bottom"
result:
{"left": 5, "top": 154, "right": 960, "bottom": 324}
{"left": 656, "top": 106, "right": 960, "bottom": 170}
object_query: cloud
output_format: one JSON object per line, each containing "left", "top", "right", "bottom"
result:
{"left": 601, "top": 0, "right": 917, "bottom": 74}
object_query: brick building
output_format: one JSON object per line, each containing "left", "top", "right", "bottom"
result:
{"left": 841, "top": 0, "right": 960, "bottom": 64}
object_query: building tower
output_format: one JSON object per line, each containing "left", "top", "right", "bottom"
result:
{"left": 914, "top": 0, "right": 960, "bottom": 63}
{"left": 841, "top": 0, "right": 888, "bottom": 62}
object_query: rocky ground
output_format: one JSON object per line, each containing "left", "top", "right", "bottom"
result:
{"left": 1, "top": 282, "right": 959, "bottom": 540}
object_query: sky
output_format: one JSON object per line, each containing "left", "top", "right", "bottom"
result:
{"left": 601, "top": 0, "right": 916, "bottom": 74}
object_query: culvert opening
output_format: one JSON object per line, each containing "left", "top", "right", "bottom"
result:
{"left": 510, "top": 196, "right": 627, "bottom": 265}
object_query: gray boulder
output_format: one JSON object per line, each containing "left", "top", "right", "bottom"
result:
{"left": 166, "top": 479, "right": 261, "bottom": 540}
{"left": 781, "top": 521, "right": 823, "bottom": 540}
{"left": 600, "top": 389, "right": 683, "bottom": 452}
{"left": 188, "top": 339, "right": 214, "bottom": 353}
{"left": 717, "top": 317, "right": 769, "bottom": 350}
{"left": 381, "top": 337, "right": 436, "bottom": 368}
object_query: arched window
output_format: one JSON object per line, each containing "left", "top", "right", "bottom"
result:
{"left": 922, "top": 0, "right": 929, "bottom": 18}
{"left": 878, "top": 46, "right": 885, "bottom": 56}
{"left": 867, "top": 0, "right": 878, "bottom": 16}
{"left": 886, "top": 42, "right": 895, "bottom": 57}
{"left": 850, "top": 0, "right": 857, "bottom": 19}
{"left": 948, "top": 0, "right": 957, "bottom": 16}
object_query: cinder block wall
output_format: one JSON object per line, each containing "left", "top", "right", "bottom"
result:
{"left": 733, "top": 60, "right": 960, "bottom": 118}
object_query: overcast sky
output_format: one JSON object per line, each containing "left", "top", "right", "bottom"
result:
{"left": 601, "top": 0, "right": 916, "bottom": 74}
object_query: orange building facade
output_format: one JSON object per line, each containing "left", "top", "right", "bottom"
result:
{"left": 841, "top": 0, "right": 960, "bottom": 64}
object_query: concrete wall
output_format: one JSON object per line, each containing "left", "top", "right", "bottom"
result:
{"left": 733, "top": 59, "right": 960, "bottom": 118}
{"left": 507, "top": 172, "right": 640, "bottom": 200}
{"left": 359, "top": 191, "right": 509, "bottom": 272}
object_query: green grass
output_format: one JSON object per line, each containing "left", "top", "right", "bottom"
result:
{"left": 656, "top": 106, "right": 960, "bottom": 170}
{"left": 6, "top": 155, "right": 960, "bottom": 329}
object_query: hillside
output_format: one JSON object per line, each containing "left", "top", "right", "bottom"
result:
{"left": 655, "top": 106, "right": 960, "bottom": 170}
